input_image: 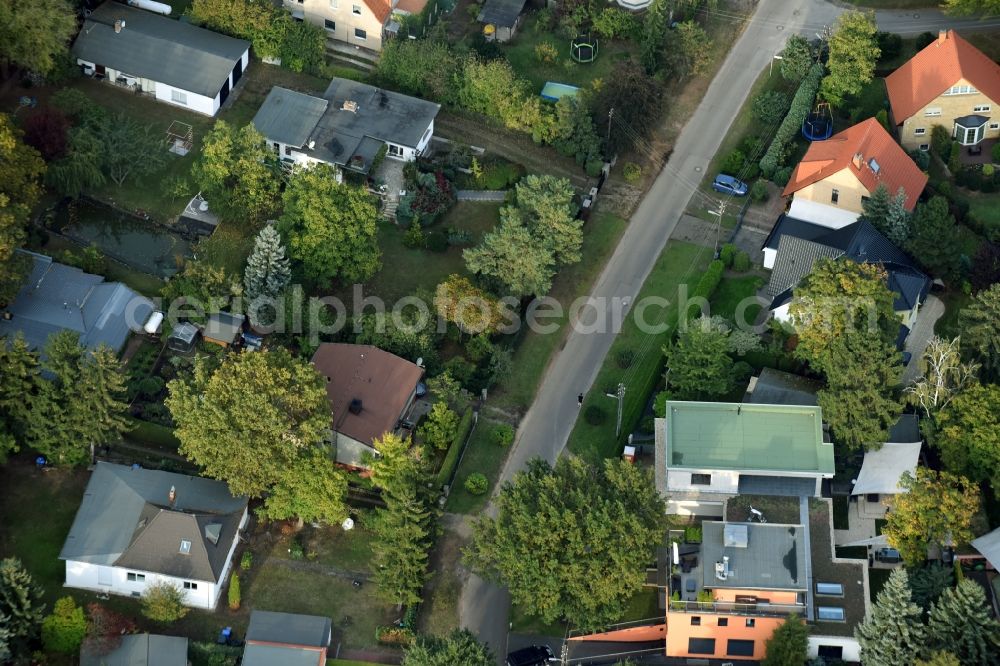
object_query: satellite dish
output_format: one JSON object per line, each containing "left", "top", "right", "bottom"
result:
{"left": 341, "top": 517, "right": 355, "bottom": 531}
{"left": 416, "top": 357, "right": 424, "bottom": 367}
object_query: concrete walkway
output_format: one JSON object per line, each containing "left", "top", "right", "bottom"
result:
{"left": 456, "top": 190, "right": 508, "bottom": 202}
{"left": 902, "top": 294, "right": 945, "bottom": 385}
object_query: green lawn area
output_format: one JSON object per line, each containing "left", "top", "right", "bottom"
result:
{"left": 446, "top": 417, "right": 510, "bottom": 514}
{"left": 495, "top": 212, "right": 629, "bottom": 412}
{"left": 621, "top": 587, "right": 660, "bottom": 622}
{"left": 709, "top": 273, "right": 763, "bottom": 322}
{"left": 935, "top": 289, "right": 973, "bottom": 338}
{"left": 500, "top": 15, "right": 636, "bottom": 92}
{"left": 567, "top": 241, "right": 712, "bottom": 461}
{"left": 511, "top": 602, "right": 567, "bottom": 636}
{"left": 968, "top": 192, "right": 1000, "bottom": 240}
{"left": 266, "top": 518, "right": 378, "bottom": 573}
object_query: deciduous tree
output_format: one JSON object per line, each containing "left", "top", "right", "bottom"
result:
{"left": 905, "top": 336, "right": 978, "bottom": 418}
{"left": 463, "top": 210, "right": 556, "bottom": 297}
{"left": 933, "top": 382, "right": 1000, "bottom": 491}
{"left": 141, "top": 582, "right": 189, "bottom": 623}
{"left": 0, "top": 558, "right": 45, "bottom": 659}
{"left": 821, "top": 11, "right": 880, "bottom": 106}
{"left": 279, "top": 165, "right": 381, "bottom": 286}
{"left": 943, "top": 0, "right": 1000, "bottom": 15}
{"left": 41, "top": 597, "right": 86, "bottom": 654}
{"left": 883, "top": 468, "right": 979, "bottom": 567}
{"left": 434, "top": 275, "right": 505, "bottom": 336}
{"left": 761, "top": 614, "right": 809, "bottom": 666}
{"left": 593, "top": 61, "right": 664, "bottom": 156}
{"left": 402, "top": 629, "right": 494, "bottom": 666}
{"left": 192, "top": 121, "right": 282, "bottom": 225}
{"left": 958, "top": 282, "right": 1000, "bottom": 381}
{"left": 23, "top": 108, "right": 69, "bottom": 161}
{"left": 465, "top": 457, "right": 665, "bottom": 629}
{"left": 45, "top": 125, "right": 107, "bottom": 197}
{"left": 856, "top": 568, "right": 925, "bottom": 666}
{"left": 98, "top": 112, "right": 167, "bottom": 187}
{"left": 418, "top": 402, "right": 459, "bottom": 450}
{"left": 0, "top": 0, "right": 76, "bottom": 76}
{"left": 926, "top": 579, "right": 1000, "bottom": 663}
{"left": 662, "top": 21, "right": 713, "bottom": 81}
{"left": 0, "top": 114, "right": 45, "bottom": 304}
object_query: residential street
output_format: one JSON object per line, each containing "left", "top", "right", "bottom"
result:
{"left": 461, "top": 1, "right": 1000, "bottom": 663}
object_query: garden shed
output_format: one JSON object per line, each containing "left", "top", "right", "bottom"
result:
{"left": 167, "top": 322, "right": 199, "bottom": 352}
{"left": 203, "top": 312, "right": 246, "bottom": 347}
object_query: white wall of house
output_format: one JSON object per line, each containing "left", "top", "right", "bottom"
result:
{"left": 772, "top": 302, "right": 791, "bottom": 323}
{"left": 808, "top": 636, "right": 861, "bottom": 663}
{"left": 667, "top": 469, "right": 741, "bottom": 494}
{"left": 763, "top": 247, "right": 777, "bottom": 270}
{"left": 666, "top": 499, "right": 725, "bottom": 517}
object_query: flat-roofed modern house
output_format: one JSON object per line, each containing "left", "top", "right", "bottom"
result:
{"left": 311, "top": 343, "right": 424, "bottom": 468}
{"left": 243, "top": 610, "right": 332, "bottom": 666}
{"left": 71, "top": 3, "right": 250, "bottom": 117}
{"left": 59, "top": 463, "right": 248, "bottom": 610}
{"left": 887, "top": 30, "right": 1000, "bottom": 151}
{"left": 252, "top": 79, "right": 440, "bottom": 176}
{"left": 0, "top": 251, "right": 155, "bottom": 354}
{"left": 781, "top": 118, "right": 928, "bottom": 229}
{"left": 654, "top": 401, "right": 834, "bottom": 516}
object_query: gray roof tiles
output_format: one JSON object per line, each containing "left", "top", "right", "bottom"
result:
{"left": 247, "top": 610, "right": 332, "bottom": 648}
{"left": 251, "top": 88, "right": 329, "bottom": 148}
{"left": 72, "top": 3, "right": 249, "bottom": 98}
{"left": 766, "top": 235, "right": 841, "bottom": 298}
{"left": 80, "top": 633, "right": 188, "bottom": 666}
{"left": 478, "top": 0, "right": 527, "bottom": 27}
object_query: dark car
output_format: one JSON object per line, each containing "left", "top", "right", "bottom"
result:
{"left": 712, "top": 174, "right": 749, "bottom": 196}
{"left": 507, "top": 645, "right": 556, "bottom": 666}
{"left": 875, "top": 547, "right": 902, "bottom": 564}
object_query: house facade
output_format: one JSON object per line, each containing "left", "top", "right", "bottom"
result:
{"left": 782, "top": 118, "right": 928, "bottom": 226}
{"left": 253, "top": 79, "right": 440, "bottom": 176}
{"left": 59, "top": 463, "right": 248, "bottom": 610}
{"left": 72, "top": 3, "right": 250, "bottom": 117}
{"left": 654, "top": 401, "right": 834, "bottom": 517}
{"left": 887, "top": 30, "right": 1000, "bottom": 151}
{"left": 286, "top": 0, "right": 428, "bottom": 51}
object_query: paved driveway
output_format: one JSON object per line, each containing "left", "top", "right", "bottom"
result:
{"left": 902, "top": 294, "right": 945, "bottom": 385}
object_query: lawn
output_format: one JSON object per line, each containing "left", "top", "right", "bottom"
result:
{"left": 935, "top": 289, "right": 973, "bottom": 338}
{"left": 500, "top": 15, "right": 637, "bottom": 93}
{"left": 266, "top": 518, "right": 378, "bottom": 573}
{"left": 511, "top": 602, "right": 567, "bottom": 637}
{"left": 709, "top": 273, "right": 763, "bottom": 323}
{"left": 620, "top": 587, "right": 660, "bottom": 622}
{"left": 446, "top": 417, "right": 509, "bottom": 514}
{"left": 725, "top": 494, "right": 800, "bottom": 525}
{"left": 566, "top": 241, "right": 712, "bottom": 460}
{"left": 494, "top": 212, "right": 630, "bottom": 412}
{"left": 967, "top": 192, "right": 1000, "bottom": 240}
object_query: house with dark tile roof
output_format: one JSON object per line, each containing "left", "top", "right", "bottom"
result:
{"left": 782, "top": 118, "right": 928, "bottom": 228}
{"left": 59, "top": 463, "right": 248, "bottom": 610}
{"left": 887, "top": 30, "right": 1000, "bottom": 151}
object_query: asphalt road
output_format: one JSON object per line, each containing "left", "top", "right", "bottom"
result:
{"left": 460, "top": 2, "right": 1000, "bottom": 662}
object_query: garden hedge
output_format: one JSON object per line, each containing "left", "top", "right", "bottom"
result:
{"left": 759, "top": 63, "right": 825, "bottom": 178}
{"left": 435, "top": 408, "right": 476, "bottom": 488}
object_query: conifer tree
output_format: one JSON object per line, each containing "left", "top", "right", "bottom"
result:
{"left": 244, "top": 224, "right": 291, "bottom": 305}
{"left": 0, "top": 333, "right": 39, "bottom": 462}
{"left": 856, "top": 568, "right": 926, "bottom": 666}
{"left": 0, "top": 558, "right": 45, "bottom": 658}
{"left": 761, "top": 614, "right": 808, "bottom": 665}
{"left": 927, "top": 579, "right": 1000, "bottom": 664}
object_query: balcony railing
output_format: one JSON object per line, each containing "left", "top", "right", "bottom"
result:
{"left": 668, "top": 599, "right": 805, "bottom": 618}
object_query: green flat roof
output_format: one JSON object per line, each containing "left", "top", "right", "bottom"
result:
{"left": 665, "top": 401, "right": 833, "bottom": 475}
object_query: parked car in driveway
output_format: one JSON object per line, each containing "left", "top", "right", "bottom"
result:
{"left": 875, "top": 547, "right": 902, "bottom": 564}
{"left": 507, "top": 645, "right": 557, "bottom": 666}
{"left": 712, "top": 174, "right": 749, "bottom": 196}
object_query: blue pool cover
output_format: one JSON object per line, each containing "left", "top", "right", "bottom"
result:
{"left": 540, "top": 81, "right": 580, "bottom": 102}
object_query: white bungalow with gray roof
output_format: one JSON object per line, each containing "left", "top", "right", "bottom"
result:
{"left": 252, "top": 78, "right": 440, "bottom": 176}
{"left": 71, "top": 3, "right": 250, "bottom": 117}
{"left": 59, "top": 463, "right": 248, "bottom": 610}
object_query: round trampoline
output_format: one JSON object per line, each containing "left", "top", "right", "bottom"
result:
{"left": 570, "top": 35, "right": 599, "bottom": 63}
{"left": 802, "top": 102, "right": 833, "bottom": 141}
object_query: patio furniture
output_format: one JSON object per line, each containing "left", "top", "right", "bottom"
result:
{"left": 969, "top": 144, "right": 983, "bottom": 156}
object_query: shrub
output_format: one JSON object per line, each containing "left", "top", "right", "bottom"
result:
{"left": 534, "top": 42, "right": 558, "bottom": 63}
{"left": 616, "top": 348, "right": 636, "bottom": 368}
{"left": 137, "top": 376, "right": 165, "bottom": 399}
{"left": 492, "top": 423, "right": 515, "bottom": 446}
{"left": 584, "top": 404, "right": 606, "bottom": 425}
{"left": 240, "top": 551, "right": 253, "bottom": 571}
{"left": 916, "top": 31, "right": 937, "bottom": 50}
{"left": 875, "top": 109, "right": 889, "bottom": 130}
{"left": 933, "top": 125, "right": 952, "bottom": 160}
{"left": 435, "top": 408, "right": 475, "bottom": 488}
{"left": 402, "top": 220, "right": 426, "bottom": 249}
{"left": 752, "top": 91, "right": 790, "bottom": 125}
{"left": 622, "top": 162, "right": 642, "bottom": 183}
{"left": 732, "top": 250, "right": 751, "bottom": 272}
{"left": 464, "top": 472, "right": 489, "bottom": 495}
{"left": 42, "top": 597, "right": 87, "bottom": 654}
{"left": 759, "top": 63, "right": 824, "bottom": 176}
{"left": 909, "top": 149, "right": 930, "bottom": 171}
{"left": 719, "top": 243, "right": 736, "bottom": 268}
{"left": 228, "top": 573, "right": 241, "bottom": 611}
{"left": 721, "top": 149, "right": 745, "bottom": 175}
{"left": 593, "top": 7, "right": 639, "bottom": 39}
{"left": 142, "top": 582, "right": 189, "bottom": 623}
{"left": 691, "top": 259, "right": 725, "bottom": 301}
{"left": 985, "top": 163, "right": 996, "bottom": 177}
{"left": 773, "top": 166, "right": 793, "bottom": 187}
{"left": 684, "top": 525, "right": 703, "bottom": 543}
{"left": 585, "top": 158, "right": 604, "bottom": 178}
{"left": 949, "top": 142, "right": 962, "bottom": 174}
{"left": 749, "top": 179, "right": 769, "bottom": 203}
{"left": 375, "top": 625, "right": 416, "bottom": 645}
{"left": 288, "top": 539, "right": 305, "bottom": 559}
{"left": 465, "top": 334, "right": 494, "bottom": 363}
{"left": 876, "top": 32, "right": 903, "bottom": 60}
{"left": 447, "top": 228, "right": 473, "bottom": 246}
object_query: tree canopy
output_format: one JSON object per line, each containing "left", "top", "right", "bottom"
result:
{"left": 933, "top": 382, "right": 1000, "bottom": 491}
{"left": 434, "top": 275, "right": 506, "bottom": 336}
{"left": 514, "top": 175, "right": 581, "bottom": 267}
{"left": 0, "top": 334, "right": 40, "bottom": 463}
{"left": 0, "top": 557, "right": 45, "bottom": 661}
{"left": 464, "top": 209, "right": 556, "bottom": 297}
{"left": 905, "top": 336, "right": 978, "bottom": 419}
{"left": 926, "top": 579, "right": 1000, "bottom": 663}
{"left": 821, "top": 10, "right": 881, "bottom": 106}
{"left": 883, "top": 468, "right": 979, "bottom": 567}
{"left": 0, "top": 114, "right": 44, "bottom": 304}
{"left": 244, "top": 225, "right": 292, "bottom": 322}
{"left": 856, "top": 568, "right": 926, "bottom": 666}
{"left": 761, "top": 615, "right": 808, "bottom": 666}
{"left": 279, "top": 166, "right": 381, "bottom": 287}
{"left": 943, "top": 0, "right": 1000, "bottom": 14}
{"left": 401, "top": 629, "right": 494, "bottom": 666}
{"left": 0, "top": 0, "right": 76, "bottom": 76}
{"left": 958, "top": 283, "right": 1000, "bottom": 381}
{"left": 907, "top": 196, "right": 962, "bottom": 281}
{"left": 465, "top": 457, "right": 665, "bottom": 629}
{"left": 780, "top": 35, "right": 814, "bottom": 81}
{"left": 663, "top": 318, "right": 735, "bottom": 400}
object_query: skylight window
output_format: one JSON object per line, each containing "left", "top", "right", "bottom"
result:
{"left": 868, "top": 158, "right": 880, "bottom": 174}
{"left": 179, "top": 539, "right": 192, "bottom": 555}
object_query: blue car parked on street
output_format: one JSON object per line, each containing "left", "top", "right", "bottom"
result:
{"left": 712, "top": 174, "right": 749, "bottom": 196}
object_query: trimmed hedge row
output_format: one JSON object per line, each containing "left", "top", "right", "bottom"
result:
{"left": 435, "top": 408, "right": 476, "bottom": 488}
{"left": 759, "top": 63, "right": 825, "bottom": 178}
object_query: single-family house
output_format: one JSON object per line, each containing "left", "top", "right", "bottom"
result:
{"left": 478, "top": 0, "right": 528, "bottom": 41}
{"left": 59, "top": 463, "right": 249, "bottom": 610}
{"left": 311, "top": 343, "right": 424, "bottom": 467}
{"left": 243, "top": 610, "right": 332, "bottom": 665}
{"left": 762, "top": 217, "right": 931, "bottom": 330}
{"left": 653, "top": 401, "right": 835, "bottom": 517}
{"left": 886, "top": 30, "right": 1000, "bottom": 151}
{"left": 71, "top": 3, "right": 250, "bottom": 117}
{"left": 252, "top": 79, "right": 440, "bottom": 176}
{"left": 782, "top": 118, "right": 928, "bottom": 227}
{"left": 285, "top": 0, "right": 428, "bottom": 52}
{"left": 0, "top": 250, "right": 155, "bottom": 354}
{"left": 80, "top": 633, "right": 188, "bottom": 666}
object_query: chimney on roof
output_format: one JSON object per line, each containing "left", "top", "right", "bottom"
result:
{"left": 168, "top": 485, "right": 176, "bottom": 507}
{"left": 939, "top": 30, "right": 948, "bottom": 43}
{"left": 342, "top": 100, "right": 358, "bottom": 113}
{"left": 852, "top": 152, "right": 863, "bottom": 169}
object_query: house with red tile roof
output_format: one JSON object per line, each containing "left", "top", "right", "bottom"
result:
{"left": 284, "top": 0, "right": 427, "bottom": 53}
{"left": 781, "top": 118, "right": 928, "bottom": 229}
{"left": 886, "top": 30, "right": 1000, "bottom": 151}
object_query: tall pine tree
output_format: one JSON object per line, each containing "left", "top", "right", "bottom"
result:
{"left": 244, "top": 224, "right": 291, "bottom": 305}
{"left": 927, "top": 579, "right": 1000, "bottom": 664}
{"left": 0, "top": 558, "right": 45, "bottom": 659}
{"left": 856, "top": 568, "right": 926, "bottom": 666}
{"left": 761, "top": 614, "right": 808, "bottom": 665}
{"left": 0, "top": 333, "right": 40, "bottom": 462}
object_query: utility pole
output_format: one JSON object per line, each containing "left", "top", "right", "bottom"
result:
{"left": 607, "top": 107, "right": 614, "bottom": 145}
{"left": 560, "top": 641, "right": 570, "bottom": 666}
{"left": 769, "top": 53, "right": 783, "bottom": 77}
{"left": 708, "top": 199, "right": 728, "bottom": 256}
{"left": 605, "top": 383, "right": 626, "bottom": 439}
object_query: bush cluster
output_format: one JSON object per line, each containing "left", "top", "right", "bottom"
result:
{"left": 464, "top": 472, "right": 489, "bottom": 495}
{"left": 759, "top": 63, "right": 825, "bottom": 178}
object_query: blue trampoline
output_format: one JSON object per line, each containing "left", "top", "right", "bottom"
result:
{"left": 802, "top": 102, "right": 833, "bottom": 141}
